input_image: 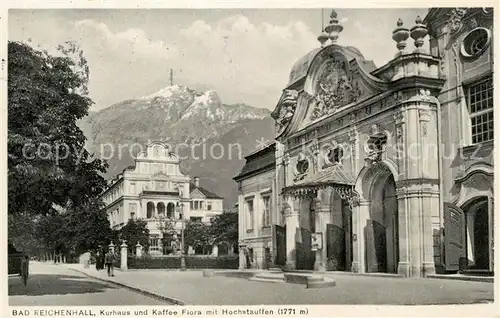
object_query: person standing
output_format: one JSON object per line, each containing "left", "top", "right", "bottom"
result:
{"left": 104, "top": 249, "right": 115, "bottom": 277}
{"left": 95, "top": 249, "right": 102, "bottom": 271}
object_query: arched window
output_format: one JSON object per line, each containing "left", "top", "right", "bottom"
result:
{"left": 167, "top": 202, "right": 175, "bottom": 219}
{"left": 157, "top": 202, "right": 165, "bottom": 217}
{"left": 147, "top": 202, "right": 155, "bottom": 219}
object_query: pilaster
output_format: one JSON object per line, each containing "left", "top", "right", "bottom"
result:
{"left": 284, "top": 197, "right": 300, "bottom": 270}
{"left": 313, "top": 188, "right": 331, "bottom": 271}
{"left": 352, "top": 198, "right": 369, "bottom": 273}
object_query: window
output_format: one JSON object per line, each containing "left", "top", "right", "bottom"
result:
{"left": 190, "top": 201, "right": 194, "bottom": 209}
{"left": 262, "top": 196, "right": 271, "bottom": 227}
{"left": 207, "top": 202, "right": 212, "bottom": 211}
{"left": 190, "top": 217, "right": 202, "bottom": 222}
{"left": 366, "top": 135, "right": 388, "bottom": 153}
{"left": 296, "top": 159, "right": 309, "bottom": 175}
{"left": 326, "top": 146, "right": 344, "bottom": 165}
{"left": 129, "top": 203, "right": 137, "bottom": 219}
{"left": 194, "top": 201, "right": 199, "bottom": 210}
{"left": 246, "top": 199, "right": 254, "bottom": 230}
{"left": 461, "top": 28, "right": 492, "bottom": 59}
{"left": 466, "top": 77, "right": 493, "bottom": 144}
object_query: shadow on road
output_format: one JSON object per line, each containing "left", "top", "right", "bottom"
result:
{"left": 8, "top": 274, "right": 118, "bottom": 296}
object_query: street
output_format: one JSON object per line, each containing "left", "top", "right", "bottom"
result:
{"left": 8, "top": 262, "right": 172, "bottom": 306}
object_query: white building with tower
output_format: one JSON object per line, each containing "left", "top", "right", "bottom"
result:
{"left": 100, "top": 141, "right": 224, "bottom": 255}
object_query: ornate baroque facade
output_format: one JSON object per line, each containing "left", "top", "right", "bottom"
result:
{"left": 235, "top": 8, "right": 494, "bottom": 277}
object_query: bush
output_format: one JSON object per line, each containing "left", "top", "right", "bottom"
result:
{"left": 126, "top": 255, "right": 238, "bottom": 270}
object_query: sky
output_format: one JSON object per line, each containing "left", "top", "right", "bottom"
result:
{"left": 9, "top": 8, "right": 429, "bottom": 111}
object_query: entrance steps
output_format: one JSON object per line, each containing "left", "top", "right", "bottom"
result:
{"left": 248, "top": 272, "right": 285, "bottom": 283}
{"left": 248, "top": 270, "right": 336, "bottom": 289}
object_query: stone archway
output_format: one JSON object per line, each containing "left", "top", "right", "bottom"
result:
{"left": 146, "top": 202, "right": 155, "bottom": 219}
{"left": 167, "top": 202, "right": 175, "bottom": 219}
{"left": 355, "top": 162, "right": 399, "bottom": 274}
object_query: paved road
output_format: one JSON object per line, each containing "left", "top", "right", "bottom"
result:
{"left": 8, "top": 262, "right": 171, "bottom": 306}
{"left": 70, "top": 267, "right": 494, "bottom": 305}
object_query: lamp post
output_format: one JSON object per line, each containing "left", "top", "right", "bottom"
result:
{"left": 176, "top": 203, "right": 187, "bottom": 271}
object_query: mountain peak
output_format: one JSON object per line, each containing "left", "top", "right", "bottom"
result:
{"left": 140, "top": 84, "right": 191, "bottom": 100}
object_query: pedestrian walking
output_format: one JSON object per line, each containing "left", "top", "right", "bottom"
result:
{"left": 104, "top": 249, "right": 115, "bottom": 277}
{"left": 20, "top": 255, "right": 29, "bottom": 287}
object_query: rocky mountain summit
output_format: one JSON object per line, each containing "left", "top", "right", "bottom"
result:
{"left": 79, "top": 85, "right": 275, "bottom": 208}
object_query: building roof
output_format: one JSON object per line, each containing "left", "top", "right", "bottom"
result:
{"left": 189, "top": 183, "right": 223, "bottom": 199}
{"left": 286, "top": 44, "right": 377, "bottom": 88}
{"left": 233, "top": 142, "right": 276, "bottom": 181}
{"left": 283, "top": 165, "right": 356, "bottom": 193}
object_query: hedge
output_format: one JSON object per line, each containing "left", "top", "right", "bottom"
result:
{"left": 115, "top": 255, "right": 239, "bottom": 270}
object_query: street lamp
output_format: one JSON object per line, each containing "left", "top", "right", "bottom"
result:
{"left": 176, "top": 202, "right": 187, "bottom": 271}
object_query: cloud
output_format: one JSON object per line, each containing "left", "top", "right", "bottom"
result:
{"left": 72, "top": 19, "right": 178, "bottom": 61}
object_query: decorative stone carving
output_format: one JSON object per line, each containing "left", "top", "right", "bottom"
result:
{"left": 448, "top": 8, "right": 468, "bottom": 35}
{"left": 392, "top": 18, "right": 410, "bottom": 57}
{"left": 439, "top": 51, "right": 446, "bottom": 75}
{"left": 393, "top": 109, "right": 405, "bottom": 125}
{"left": 418, "top": 109, "right": 431, "bottom": 137}
{"left": 419, "top": 109, "right": 431, "bottom": 122}
{"left": 382, "top": 91, "right": 407, "bottom": 108}
{"left": 348, "top": 126, "right": 358, "bottom": 142}
{"left": 410, "top": 89, "right": 432, "bottom": 102}
{"left": 365, "top": 106, "right": 372, "bottom": 115}
{"left": 282, "top": 152, "right": 290, "bottom": 166}
{"left": 274, "top": 89, "right": 299, "bottom": 136}
{"left": 410, "top": 16, "right": 428, "bottom": 53}
{"left": 370, "top": 124, "right": 380, "bottom": 136}
{"left": 333, "top": 187, "right": 360, "bottom": 209}
{"left": 310, "top": 59, "right": 362, "bottom": 120}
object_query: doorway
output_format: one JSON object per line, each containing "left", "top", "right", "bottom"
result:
{"left": 464, "top": 197, "right": 491, "bottom": 270}
{"left": 365, "top": 172, "right": 399, "bottom": 273}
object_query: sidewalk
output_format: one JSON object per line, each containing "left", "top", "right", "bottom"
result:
{"left": 61, "top": 263, "right": 494, "bottom": 305}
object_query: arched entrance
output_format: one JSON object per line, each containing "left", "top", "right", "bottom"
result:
{"left": 463, "top": 197, "right": 490, "bottom": 270}
{"left": 146, "top": 202, "right": 155, "bottom": 219}
{"left": 325, "top": 190, "right": 353, "bottom": 271}
{"left": 167, "top": 202, "right": 175, "bottom": 219}
{"left": 361, "top": 163, "right": 399, "bottom": 274}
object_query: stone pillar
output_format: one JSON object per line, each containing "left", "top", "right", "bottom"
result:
{"left": 238, "top": 244, "right": 247, "bottom": 270}
{"left": 121, "top": 241, "right": 128, "bottom": 271}
{"left": 314, "top": 189, "right": 330, "bottom": 271}
{"left": 396, "top": 100, "right": 440, "bottom": 277}
{"left": 352, "top": 199, "right": 370, "bottom": 273}
{"left": 136, "top": 242, "right": 143, "bottom": 258}
{"left": 285, "top": 198, "right": 300, "bottom": 270}
{"left": 109, "top": 241, "right": 115, "bottom": 254}
{"left": 212, "top": 245, "right": 219, "bottom": 257}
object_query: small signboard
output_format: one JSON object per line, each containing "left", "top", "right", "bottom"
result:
{"left": 311, "top": 232, "right": 323, "bottom": 251}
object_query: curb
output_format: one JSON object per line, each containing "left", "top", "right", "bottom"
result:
{"left": 68, "top": 267, "right": 186, "bottom": 305}
{"left": 426, "top": 274, "right": 494, "bottom": 283}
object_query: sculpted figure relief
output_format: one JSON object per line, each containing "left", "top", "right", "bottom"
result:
{"left": 311, "top": 59, "right": 362, "bottom": 120}
{"left": 274, "top": 89, "right": 299, "bottom": 136}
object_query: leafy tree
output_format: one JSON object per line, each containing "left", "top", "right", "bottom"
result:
{"left": 8, "top": 40, "right": 110, "bottom": 257}
{"left": 209, "top": 212, "right": 238, "bottom": 247}
{"left": 63, "top": 199, "right": 116, "bottom": 255}
{"left": 183, "top": 220, "right": 212, "bottom": 254}
{"left": 8, "top": 40, "right": 108, "bottom": 217}
{"left": 157, "top": 216, "right": 177, "bottom": 254}
{"left": 119, "top": 219, "right": 150, "bottom": 253}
